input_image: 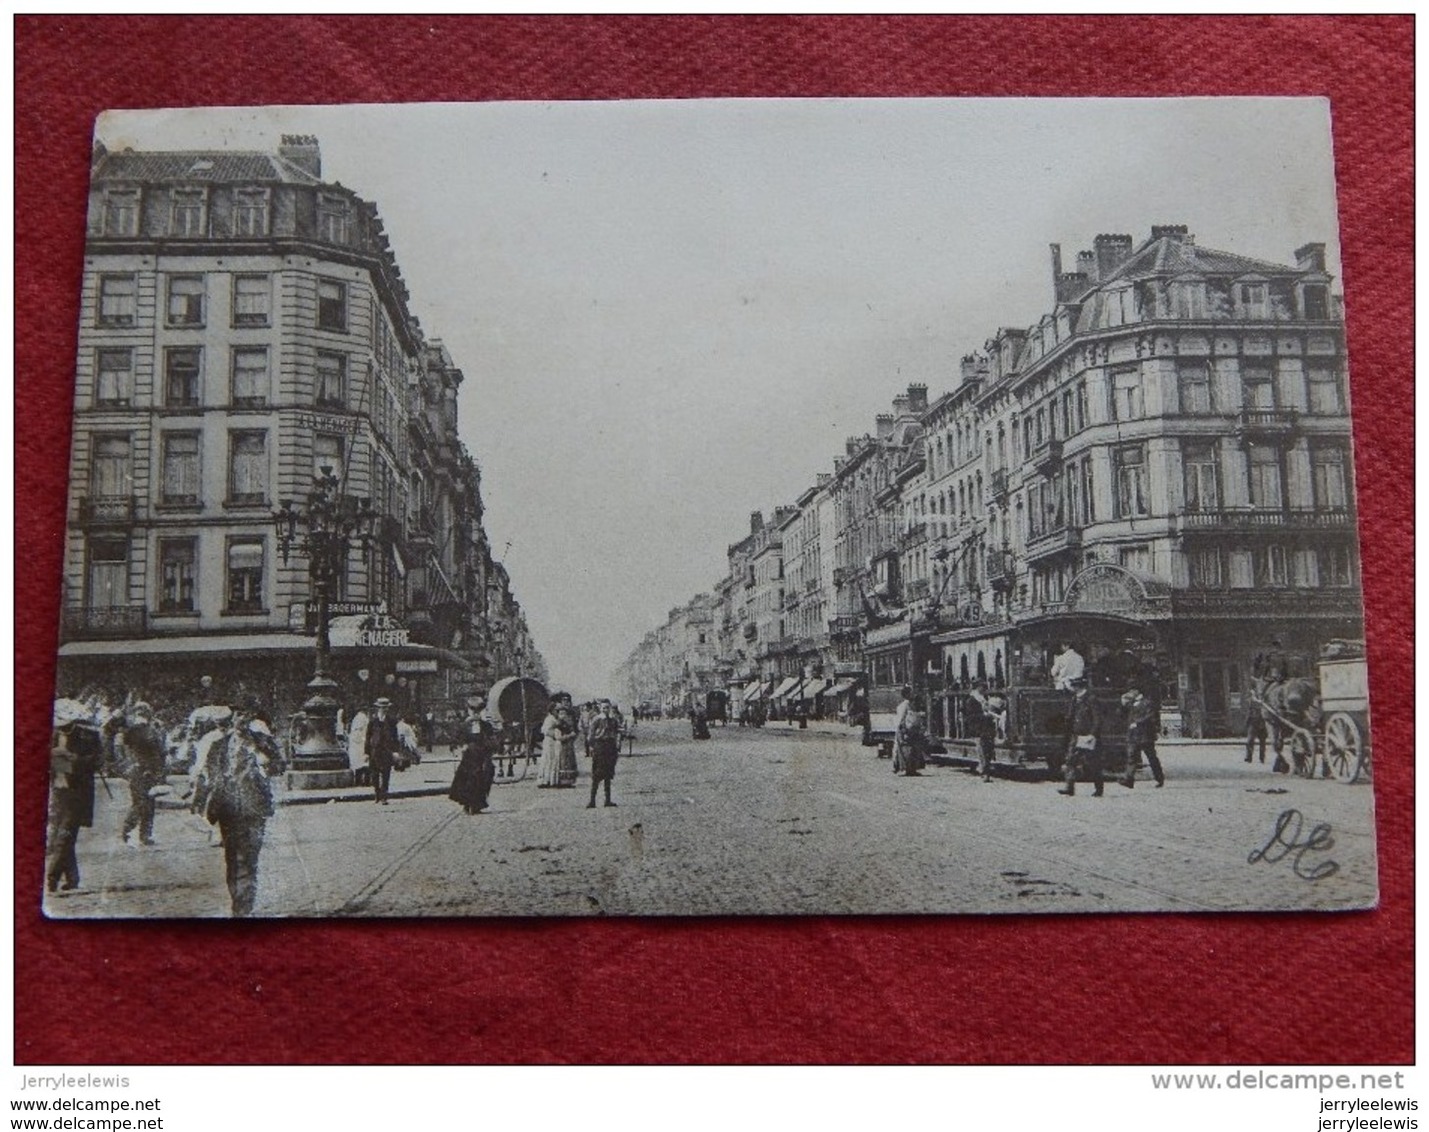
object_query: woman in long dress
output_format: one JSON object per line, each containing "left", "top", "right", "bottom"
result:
{"left": 538, "top": 698, "right": 577, "bottom": 788}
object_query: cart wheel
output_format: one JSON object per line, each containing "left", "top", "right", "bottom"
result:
{"left": 1324, "top": 713, "right": 1363, "bottom": 783}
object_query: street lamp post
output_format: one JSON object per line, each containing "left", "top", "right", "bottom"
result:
{"left": 274, "top": 468, "right": 379, "bottom": 776}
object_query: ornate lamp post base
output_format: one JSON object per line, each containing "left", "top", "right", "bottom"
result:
{"left": 287, "top": 675, "right": 357, "bottom": 790}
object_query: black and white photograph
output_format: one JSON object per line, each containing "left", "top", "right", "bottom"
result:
{"left": 45, "top": 97, "right": 1377, "bottom": 919}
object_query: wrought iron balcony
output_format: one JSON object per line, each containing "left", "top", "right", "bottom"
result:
{"left": 986, "top": 548, "right": 1016, "bottom": 590}
{"left": 61, "top": 605, "right": 147, "bottom": 641}
{"left": 828, "top": 614, "right": 861, "bottom": 637}
{"left": 1025, "top": 525, "right": 1082, "bottom": 563}
{"left": 77, "top": 495, "right": 137, "bottom": 526}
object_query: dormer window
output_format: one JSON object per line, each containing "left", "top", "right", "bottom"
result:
{"left": 317, "top": 193, "right": 349, "bottom": 244}
{"left": 1239, "top": 281, "right": 1269, "bottom": 319}
{"left": 170, "top": 188, "right": 207, "bottom": 237}
{"left": 103, "top": 188, "right": 141, "bottom": 236}
{"left": 232, "top": 187, "right": 270, "bottom": 237}
{"left": 1302, "top": 284, "right": 1329, "bottom": 320}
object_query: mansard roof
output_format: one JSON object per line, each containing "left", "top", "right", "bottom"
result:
{"left": 93, "top": 149, "right": 325, "bottom": 186}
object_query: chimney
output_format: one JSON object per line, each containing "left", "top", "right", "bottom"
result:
{"left": 1050, "top": 243, "right": 1064, "bottom": 289}
{"left": 960, "top": 354, "right": 982, "bottom": 384}
{"left": 875, "top": 414, "right": 896, "bottom": 440}
{"left": 892, "top": 394, "right": 910, "bottom": 417}
{"left": 1094, "top": 234, "right": 1135, "bottom": 280}
{"left": 1151, "top": 224, "right": 1190, "bottom": 243}
{"left": 846, "top": 436, "right": 859, "bottom": 456}
{"left": 906, "top": 383, "right": 928, "bottom": 413}
{"left": 1295, "top": 242, "right": 1327, "bottom": 272}
{"left": 1077, "top": 250, "right": 1098, "bottom": 283}
{"left": 816, "top": 473, "right": 831, "bottom": 487}
{"left": 1056, "top": 272, "right": 1090, "bottom": 304}
{"left": 750, "top": 511, "right": 764, "bottom": 534}
{"left": 278, "top": 134, "right": 322, "bottom": 178}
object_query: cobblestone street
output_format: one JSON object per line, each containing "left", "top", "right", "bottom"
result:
{"left": 44, "top": 720, "right": 1378, "bottom": 918}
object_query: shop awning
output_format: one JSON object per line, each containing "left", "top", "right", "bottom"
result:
{"left": 801, "top": 678, "right": 829, "bottom": 699}
{"left": 742, "top": 680, "right": 769, "bottom": 702}
{"left": 825, "top": 679, "right": 857, "bottom": 697}
{"left": 58, "top": 632, "right": 471, "bottom": 669}
{"left": 772, "top": 676, "right": 801, "bottom": 699}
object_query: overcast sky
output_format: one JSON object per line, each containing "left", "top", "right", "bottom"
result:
{"left": 96, "top": 98, "right": 1343, "bottom": 698}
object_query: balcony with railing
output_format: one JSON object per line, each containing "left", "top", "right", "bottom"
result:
{"left": 898, "top": 522, "right": 927, "bottom": 551}
{"left": 1235, "top": 408, "right": 1299, "bottom": 443}
{"left": 828, "top": 614, "right": 861, "bottom": 637}
{"left": 61, "top": 605, "right": 147, "bottom": 641}
{"left": 1025, "top": 525, "right": 1082, "bottom": 563}
{"left": 77, "top": 495, "right": 138, "bottom": 526}
{"left": 986, "top": 548, "right": 1016, "bottom": 590}
{"left": 1030, "top": 437, "right": 1063, "bottom": 475}
{"left": 988, "top": 468, "right": 1009, "bottom": 505}
{"left": 1178, "top": 507, "right": 1355, "bottom": 534}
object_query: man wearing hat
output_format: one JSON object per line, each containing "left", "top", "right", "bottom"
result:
{"left": 47, "top": 700, "right": 102, "bottom": 893}
{"left": 364, "top": 697, "right": 401, "bottom": 804}
{"left": 119, "top": 701, "right": 167, "bottom": 845}
{"left": 1057, "top": 676, "right": 1105, "bottom": 797}
{"left": 448, "top": 694, "right": 497, "bottom": 814}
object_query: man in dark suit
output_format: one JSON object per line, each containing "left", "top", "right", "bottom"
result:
{"left": 365, "top": 696, "right": 401, "bottom": 804}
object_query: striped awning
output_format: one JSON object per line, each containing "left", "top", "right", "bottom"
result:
{"left": 825, "top": 679, "right": 858, "bottom": 697}
{"left": 772, "top": 676, "right": 801, "bottom": 699}
{"left": 801, "top": 678, "right": 829, "bottom": 699}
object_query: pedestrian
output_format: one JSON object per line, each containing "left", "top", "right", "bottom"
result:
{"left": 1119, "top": 686, "right": 1165, "bottom": 788}
{"left": 1057, "top": 676, "right": 1104, "bottom": 797}
{"left": 586, "top": 701, "right": 622, "bottom": 808}
{"left": 46, "top": 700, "right": 102, "bottom": 894}
{"left": 202, "top": 703, "right": 282, "bottom": 917}
{"left": 118, "top": 702, "right": 166, "bottom": 845}
{"left": 1244, "top": 690, "right": 1269, "bottom": 764}
{"left": 424, "top": 709, "right": 436, "bottom": 754}
{"left": 538, "top": 694, "right": 579, "bottom": 788}
{"left": 1051, "top": 641, "right": 1086, "bottom": 691}
{"left": 893, "top": 685, "right": 926, "bottom": 777}
{"left": 449, "top": 695, "right": 497, "bottom": 814}
{"left": 690, "top": 705, "right": 711, "bottom": 740}
{"left": 347, "top": 705, "right": 371, "bottom": 786}
{"left": 964, "top": 682, "right": 999, "bottom": 782}
{"left": 365, "top": 697, "right": 401, "bottom": 804}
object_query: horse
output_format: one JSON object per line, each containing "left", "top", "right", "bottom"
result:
{"left": 1257, "top": 676, "right": 1323, "bottom": 776}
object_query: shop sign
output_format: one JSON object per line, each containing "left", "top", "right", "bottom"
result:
{"left": 331, "top": 612, "right": 410, "bottom": 649}
{"left": 293, "top": 410, "right": 362, "bottom": 435}
{"left": 396, "top": 658, "right": 439, "bottom": 673}
{"left": 1065, "top": 564, "right": 1157, "bottom": 616}
{"left": 290, "top": 600, "right": 388, "bottom": 634}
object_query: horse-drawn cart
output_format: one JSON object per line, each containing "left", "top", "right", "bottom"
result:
{"left": 1318, "top": 642, "right": 1372, "bottom": 784}
{"left": 486, "top": 676, "right": 549, "bottom": 781}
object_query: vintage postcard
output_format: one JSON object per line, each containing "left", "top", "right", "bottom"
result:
{"left": 45, "top": 98, "right": 1375, "bottom": 918}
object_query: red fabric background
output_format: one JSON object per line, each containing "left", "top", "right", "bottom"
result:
{"left": 14, "top": 16, "right": 1412, "bottom": 1065}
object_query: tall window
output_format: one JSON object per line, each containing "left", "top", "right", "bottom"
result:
{"left": 1240, "top": 282, "right": 1269, "bottom": 319}
{"left": 1188, "top": 547, "right": 1224, "bottom": 589}
{"left": 1112, "top": 367, "right": 1144, "bottom": 420}
{"left": 95, "top": 348, "right": 133, "bottom": 407}
{"left": 1119, "top": 544, "right": 1151, "bottom": 575}
{"left": 166, "top": 275, "right": 205, "bottom": 326}
{"left": 314, "top": 434, "right": 344, "bottom": 484}
{"left": 1171, "top": 280, "right": 1205, "bottom": 319}
{"left": 1115, "top": 446, "right": 1149, "bottom": 518}
{"left": 1306, "top": 364, "right": 1343, "bottom": 414}
{"left": 1073, "top": 456, "right": 1094, "bottom": 527}
{"left": 230, "top": 348, "right": 269, "bottom": 407}
{"left": 1318, "top": 546, "right": 1354, "bottom": 587}
{"left": 1254, "top": 544, "right": 1289, "bottom": 588}
{"left": 1241, "top": 365, "right": 1275, "bottom": 411}
{"left": 103, "top": 188, "right": 140, "bottom": 236}
{"left": 228, "top": 431, "right": 268, "bottom": 505}
{"left": 226, "top": 539, "right": 265, "bottom": 612}
{"left": 87, "top": 538, "right": 129, "bottom": 609}
{"left": 232, "top": 275, "right": 270, "bottom": 327}
{"left": 317, "top": 279, "right": 347, "bottom": 331}
{"left": 1302, "top": 285, "right": 1329, "bottom": 320}
{"left": 158, "top": 539, "right": 197, "bottom": 613}
{"left": 316, "top": 351, "right": 346, "bottom": 407}
{"left": 1247, "top": 444, "right": 1284, "bottom": 510}
{"left": 170, "top": 188, "right": 207, "bottom": 237}
{"left": 1312, "top": 445, "right": 1349, "bottom": 510}
{"left": 1178, "top": 360, "right": 1214, "bottom": 414}
{"left": 90, "top": 435, "right": 131, "bottom": 498}
{"left": 1183, "top": 442, "right": 1220, "bottom": 512}
{"left": 97, "top": 274, "right": 136, "bottom": 327}
{"left": 164, "top": 347, "right": 202, "bottom": 407}
{"left": 317, "top": 194, "right": 350, "bottom": 244}
{"left": 160, "top": 433, "right": 200, "bottom": 506}
{"left": 232, "top": 188, "right": 269, "bottom": 236}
